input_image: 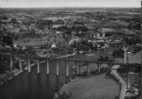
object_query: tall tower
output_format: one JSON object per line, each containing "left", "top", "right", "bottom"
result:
{"left": 123, "top": 46, "right": 128, "bottom": 64}
{"left": 141, "top": 0, "right": 142, "bottom": 9}
{"left": 140, "top": 0, "right": 142, "bottom": 31}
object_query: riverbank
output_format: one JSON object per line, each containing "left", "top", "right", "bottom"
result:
{"left": 0, "top": 61, "right": 39, "bottom": 87}
{"left": 0, "top": 69, "right": 23, "bottom": 86}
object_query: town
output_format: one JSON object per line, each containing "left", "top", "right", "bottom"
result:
{"left": 0, "top": 6, "right": 142, "bottom": 99}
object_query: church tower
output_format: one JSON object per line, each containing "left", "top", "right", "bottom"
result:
{"left": 141, "top": 0, "right": 142, "bottom": 30}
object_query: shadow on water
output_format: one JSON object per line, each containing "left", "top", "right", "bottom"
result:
{"left": 0, "top": 63, "right": 56, "bottom": 99}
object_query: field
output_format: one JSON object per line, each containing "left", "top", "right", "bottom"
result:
{"left": 60, "top": 74, "right": 120, "bottom": 99}
{"left": 0, "top": 8, "right": 141, "bottom": 49}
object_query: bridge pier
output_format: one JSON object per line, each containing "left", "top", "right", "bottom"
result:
{"left": 27, "top": 58, "right": 31, "bottom": 72}
{"left": 56, "top": 63, "right": 59, "bottom": 76}
{"left": 70, "top": 62, "right": 74, "bottom": 79}
{"left": 97, "top": 64, "right": 100, "bottom": 72}
{"left": 77, "top": 64, "right": 80, "bottom": 75}
{"left": 71, "top": 62, "right": 76, "bottom": 78}
{"left": 46, "top": 60, "right": 50, "bottom": 75}
{"left": 72, "top": 63, "right": 76, "bottom": 76}
{"left": 10, "top": 55, "right": 13, "bottom": 71}
{"left": 37, "top": 61, "right": 40, "bottom": 74}
{"left": 87, "top": 64, "right": 90, "bottom": 75}
{"left": 98, "top": 64, "right": 102, "bottom": 73}
{"left": 19, "top": 59, "right": 23, "bottom": 72}
{"left": 69, "top": 62, "right": 73, "bottom": 80}
{"left": 66, "top": 63, "right": 69, "bottom": 77}
{"left": 100, "top": 64, "right": 102, "bottom": 72}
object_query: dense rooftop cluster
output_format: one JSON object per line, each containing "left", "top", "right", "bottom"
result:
{"left": 0, "top": 8, "right": 141, "bottom": 55}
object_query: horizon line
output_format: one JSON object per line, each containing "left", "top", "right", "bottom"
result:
{"left": 0, "top": 6, "right": 140, "bottom": 9}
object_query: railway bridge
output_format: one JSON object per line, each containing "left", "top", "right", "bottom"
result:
{"left": 0, "top": 49, "right": 142, "bottom": 99}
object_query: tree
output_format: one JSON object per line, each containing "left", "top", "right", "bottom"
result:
{"left": 124, "top": 36, "right": 141, "bottom": 46}
{"left": 112, "top": 48, "right": 124, "bottom": 58}
{"left": 128, "top": 15, "right": 141, "bottom": 30}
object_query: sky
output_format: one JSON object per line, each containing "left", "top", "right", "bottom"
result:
{"left": 0, "top": 0, "right": 141, "bottom": 8}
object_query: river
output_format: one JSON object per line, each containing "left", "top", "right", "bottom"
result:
{"left": 0, "top": 62, "right": 56, "bottom": 99}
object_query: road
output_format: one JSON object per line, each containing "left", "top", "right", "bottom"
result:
{"left": 111, "top": 69, "right": 127, "bottom": 99}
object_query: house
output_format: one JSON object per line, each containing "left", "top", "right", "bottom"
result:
{"left": 52, "top": 19, "right": 64, "bottom": 28}
{"left": 92, "top": 31, "right": 105, "bottom": 40}
{"left": 37, "top": 19, "right": 53, "bottom": 30}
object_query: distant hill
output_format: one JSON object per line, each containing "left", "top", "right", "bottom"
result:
{"left": 0, "top": 7, "right": 140, "bottom": 15}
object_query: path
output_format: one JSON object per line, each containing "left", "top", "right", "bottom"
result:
{"left": 111, "top": 66, "right": 127, "bottom": 99}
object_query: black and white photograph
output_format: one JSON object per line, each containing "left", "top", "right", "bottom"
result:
{"left": 0, "top": 0, "right": 141, "bottom": 99}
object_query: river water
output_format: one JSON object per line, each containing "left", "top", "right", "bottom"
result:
{"left": 0, "top": 63, "right": 57, "bottom": 99}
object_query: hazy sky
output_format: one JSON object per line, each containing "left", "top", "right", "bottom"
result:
{"left": 0, "top": 0, "right": 141, "bottom": 8}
